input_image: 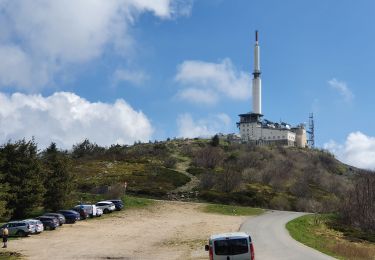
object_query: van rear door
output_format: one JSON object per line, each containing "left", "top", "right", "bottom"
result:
{"left": 213, "top": 237, "right": 250, "bottom": 260}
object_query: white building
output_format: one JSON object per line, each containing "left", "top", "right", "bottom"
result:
{"left": 237, "top": 31, "right": 307, "bottom": 148}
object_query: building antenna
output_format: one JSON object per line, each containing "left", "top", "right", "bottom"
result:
{"left": 307, "top": 113, "right": 315, "bottom": 148}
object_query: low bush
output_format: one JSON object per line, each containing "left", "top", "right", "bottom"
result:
{"left": 186, "top": 167, "right": 206, "bottom": 176}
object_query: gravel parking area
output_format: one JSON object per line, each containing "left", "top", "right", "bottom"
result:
{"left": 9, "top": 201, "right": 245, "bottom": 259}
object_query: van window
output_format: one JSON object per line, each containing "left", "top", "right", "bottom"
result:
{"left": 214, "top": 238, "right": 248, "bottom": 255}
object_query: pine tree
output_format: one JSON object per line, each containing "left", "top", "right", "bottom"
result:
{"left": 0, "top": 139, "right": 45, "bottom": 219}
{"left": 211, "top": 134, "right": 220, "bottom": 147}
{"left": 0, "top": 173, "right": 10, "bottom": 218}
{"left": 42, "top": 143, "right": 74, "bottom": 211}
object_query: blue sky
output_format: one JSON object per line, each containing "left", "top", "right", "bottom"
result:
{"left": 0, "top": 0, "right": 374, "bottom": 169}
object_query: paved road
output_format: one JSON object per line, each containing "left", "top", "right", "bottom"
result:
{"left": 240, "top": 210, "right": 336, "bottom": 260}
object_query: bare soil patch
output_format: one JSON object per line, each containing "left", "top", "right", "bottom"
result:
{"left": 9, "top": 201, "right": 246, "bottom": 259}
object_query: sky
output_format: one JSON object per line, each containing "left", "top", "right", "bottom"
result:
{"left": 0, "top": 0, "right": 374, "bottom": 169}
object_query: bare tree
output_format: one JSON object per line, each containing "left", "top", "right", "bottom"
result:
{"left": 192, "top": 147, "right": 224, "bottom": 169}
{"left": 341, "top": 171, "right": 375, "bottom": 232}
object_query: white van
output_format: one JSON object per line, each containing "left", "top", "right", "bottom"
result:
{"left": 74, "top": 204, "right": 101, "bottom": 217}
{"left": 205, "top": 232, "right": 255, "bottom": 260}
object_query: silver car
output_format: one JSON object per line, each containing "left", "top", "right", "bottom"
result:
{"left": 24, "top": 219, "right": 44, "bottom": 234}
{"left": 0, "top": 221, "right": 32, "bottom": 237}
{"left": 95, "top": 201, "right": 116, "bottom": 214}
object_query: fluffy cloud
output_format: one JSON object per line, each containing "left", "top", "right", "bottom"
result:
{"left": 175, "top": 58, "right": 251, "bottom": 105}
{"left": 324, "top": 131, "right": 375, "bottom": 170}
{"left": 0, "top": 0, "right": 193, "bottom": 90}
{"left": 328, "top": 78, "right": 354, "bottom": 102}
{"left": 0, "top": 92, "right": 153, "bottom": 149}
{"left": 177, "top": 113, "right": 232, "bottom": 138}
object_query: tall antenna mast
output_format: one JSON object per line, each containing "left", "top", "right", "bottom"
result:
{"left": 307, "top": 113, "right": 315, "bottom": 148}
{"left": 252, "top": 30, "right": 262, "bottom": 115}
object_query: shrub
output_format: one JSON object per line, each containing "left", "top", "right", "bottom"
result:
{"left": 269, "top": 196, "right": 291, "bottom": 210}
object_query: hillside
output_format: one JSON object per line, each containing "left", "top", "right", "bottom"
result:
{"left": 71, "top": 138, "right": 358, "bottom": 213}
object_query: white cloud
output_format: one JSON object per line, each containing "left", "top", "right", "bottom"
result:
{"left": 328, "top": 78, "right": 354, "bottom": 102}
{"left": 0, "top": 0, "right": 192, "bottom": 90}
{"left": 324, "top": 132, "right": 375, "bottom": 170}
{"left": 176, "top": 88, "right": 219, "bottom": 105}
{"left": 177, "top": 113, "right": 232, "bottom": 138}
{"left": 175, "top": 58, "right": 251, "bottom": 105}
{"left": 0, "top": 92, "right": 153, "bottom": 149}
{"left": 112, "top": 69, "right": 148, "bottom": 86}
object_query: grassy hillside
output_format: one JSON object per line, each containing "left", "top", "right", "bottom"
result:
{"left": 71, "top": 138, "right": 356, "bottom": 213}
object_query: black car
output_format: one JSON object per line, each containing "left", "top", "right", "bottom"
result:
{"left": 58, "top": 210, "right": 80, "bottom": 223}
{"left": 71, "top": 207, "right": 89, "bottom": 220}
{"left": 35, "top": 216, "right": 59, "bottom": 230}
{"left": 109, "top": 199, "right": 124, "bottom": 211}
{"left": 44, "top": 213, "right": 66, "bottom": 226}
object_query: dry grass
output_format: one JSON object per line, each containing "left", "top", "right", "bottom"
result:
{"left": 327, "top": 242, "right": 375, "bottom": 260}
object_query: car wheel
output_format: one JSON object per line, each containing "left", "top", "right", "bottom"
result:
{"left": 103, "top": 208, "right": 109, "bottom": 214}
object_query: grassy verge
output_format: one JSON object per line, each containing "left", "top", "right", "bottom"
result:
{"left": 0, "top": 252, "right": 22, "bottom": 260}
{"left": 286, "top": 214, "right": 375, "bottom": 260}
{"left": 202, "top": 203, "right": 265, "bottom": 216}
{"left": 123, "top": 195, "right": 155, "bottom": 209}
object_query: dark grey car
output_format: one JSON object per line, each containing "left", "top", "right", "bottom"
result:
{"left": 44, "top": 213, "right": 66, "bottom": 226}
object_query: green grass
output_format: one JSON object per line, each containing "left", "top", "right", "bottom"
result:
{"left": 286, "top": 215, "right": 336, "bottom": 257}
{"left": 286, "top": 214, "right": 375, "bottom": 260}
{"left": 203, "top": 203, "right": 265, "bottom": 216}
{"left": 123, "top": 195, "right": 155, "bottom": 209}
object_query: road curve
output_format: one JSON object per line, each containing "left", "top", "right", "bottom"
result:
{"left": 240, "top": 210, "right": 336, "bottom": 260}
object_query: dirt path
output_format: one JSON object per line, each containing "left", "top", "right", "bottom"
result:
{"left": 9, "top": 201, "right": 246, "bottom": 260}
{"left": 173, "top": 159, "right": 200, "bottom": 194}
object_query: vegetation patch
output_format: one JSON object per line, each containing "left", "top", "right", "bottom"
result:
{"left": 0, "top": 251, "right": 22, "bottom": 260}
{"left": 186, "top": 166, "right": 206, "bottom": 176}
{"left": 203, "top": 203, "right": 264, "bottom": 216}
{"left": 123, "top": 195, "right": 155, "bottom": 209}
{"left": 286, "top": 214, "right": 375, "bottom": 260}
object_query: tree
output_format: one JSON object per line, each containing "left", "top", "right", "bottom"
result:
{"left": 72, "top": 139, "right": 105, "bottom": 159}
{"left": 210, "top": 134, "right": 220, "bottom": 147}
{"left": 217, "top": 155, "right": 242, "bottom": 193}
{"left": 0, "top": 172, "right": 10, "bottom": 218}
{"left": 193, "top": 147, "right": 224, "bottom": 169}
{"left": 341, "top": 171, "right": 375, "bottom": 232}
{"left": 42, "top": 143, "right": 74, "bottom": 211}
{"left": 0, "top": 139, "right": 45, "bottom": 219}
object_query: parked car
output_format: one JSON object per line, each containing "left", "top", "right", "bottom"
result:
{"left": 44, "top": 213, "right": 66, "bottom": 226}
{"left": 205, "top": 232, "right": 255, "bottom": 260}
{"left": 72, "top": 207, "right": 89, "bottom": 220}
{"left": 35, "top": 216, "right": 59, "bottom": 230}
{"left": 108, "top": 199, "right": 124, "bottom": 211}
{"left": 58, "top": 210, "right": 80, "bottom": 223}
{"left": 0, "top": 221, "right": 32, "bottom": 237}
{"left": 23, "top": 219, "right": 44, "bottom": 234}
{"left": 96, "top": 208, "right": 103, "bottom": 217}
{"left": 74, "top": 204, "right": 101, "bottom": 218}
{"left": 95, "top": 201, "right": 116, "bottom": 214}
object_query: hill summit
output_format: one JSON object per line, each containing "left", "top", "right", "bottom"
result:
{"left": 72, "top": 138, "right": 357, "bottom": 213}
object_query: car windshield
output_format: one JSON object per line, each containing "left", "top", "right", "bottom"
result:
{"left": 214, "top": 238, "right": 249, "bottom": 255}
